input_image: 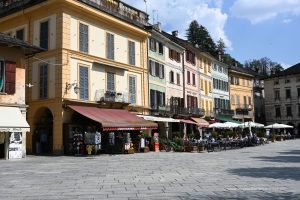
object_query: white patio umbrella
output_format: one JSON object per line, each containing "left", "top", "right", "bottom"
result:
{"left": 264, "top": 123, "right": 293, "bottom": 129}
{"left": 223, "top": 122, "right": 240, "bottom": 128}
{"left": 239, "top": 121, "right": 264, "bottom": 128}
{"left": 209, "top": 122, "right": 226, "bottom": 129}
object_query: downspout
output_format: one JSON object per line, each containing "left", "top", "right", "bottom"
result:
{"left": 182, "top": 50, "right": 185, "bottom": 110}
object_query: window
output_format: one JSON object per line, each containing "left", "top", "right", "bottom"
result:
{"left": 169, "top": 49, "right": 181, "bottom": 62}
{"left": 231, "top": 95, "right": 235, "bottom": 104}
{"left": 40, "top": 21, "right": 49, "bottom": 50}
{"left": 298, "top": 88, "right": 300, "bottom": 98}
{"left": 204, "top": 80, "right": 208, "bottom": 95}
{"left": 16, "top": 29, "right": 24, "bottom": 41}
{"left": 213, "top": 78, "right": 216, "bottom": 89}
{"left": 158, "top": 42, "right": 163, "bottom": 54}
{"left": 128, "top": 41, "right": 135, "bottom": 65}
{"left": 200, "top": 79, "right": 203, "bottom": 90}
{"left": 213, "top": 64, "right": 217, "bottom": 71}
{"left": 186, "top": 50, "right": 195, "bottom": 65}
{"left": 248, "top": 96, "right": 251, "bottom": 105}
{"left": 192, "top": 73, "right": 196, "bottom": 86}
{"left": 286, "top": 106, "right": 292, "bottom": 117}
{"left": 275, "top": 90, "right": 280, "bottom": 100}
{"left": 208, "top": 62, "right": 211, "bottom": 73}
{"left": 169, "top": 71, "right": 174, "bottom": 83}
{"left": 275, "top": 107, "right": 281, "bottom": 118}
{"left": 187, "top": 71, "right": 190, "bottom": 84}
{"left": 149, "top": 60, "right": 155, "bottom": 76}
{"left": 106, "top": 33, "right": 114, "bottom": 60}
{"left": 209, "top": 82, "right": 212, "bottom": 93}
{"left": 149, "top": 38, "right": 156, "bottom": 51}
{"left": 274, "top": 80, "right": 279, "bottom": 85}
{"left": 187, "top": 95, "right": 197, "bottom": 108}
{"left": 150, "top": 90, "right": 165, "bottom": 109}
{"left": 79, "top": 66, "right": 89, "bottom": 100}
{"left": 244, "top": 96, "right": 247, "bottom": 106}
{"left": 0, "top": 61, "right": 16, "bottom": 94}
{"left": 155, "top": 62, "right": 159, "bottom": 77}
{"left": 79, "top": 23, "right": 88, "bottom": 53}
{"left": 107, "top": 72, "right": 115, "bottom": 92}
{"left": 39, "top": 64, "right": 48, "bottom": 99}
{"left": 129, "top": 76, "right": 136, "bottom": 104}
{"left": 236, "top": 95, "right": 240, "bottom": 106}
{"left": 286, "top": 89, "right": 291, "bottom": 99}
{"left": 230, "top": 76, "right": 234, "bottom": 85}
{"left": 159, "top": 64, "right": 164, "bottom": 79}
{"left": 235, "top": 77, "right": 240, "bottom": 85}
{"left": 177, "top": 73, "right": 180, "bottom": 85}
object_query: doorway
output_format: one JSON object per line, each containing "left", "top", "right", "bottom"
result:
{"left": 33, "top": 107, "right": 53, "bottom": 154}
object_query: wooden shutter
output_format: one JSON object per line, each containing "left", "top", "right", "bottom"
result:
{"left": 129, "top": 76, "right": 136, "bottom": 104}
{"left": 129, "top": 41, "right": 135, "bottom": 65}
{"left": 155, "top": 62, "right": 159, "bottom": 77}
{"left": 79, "top": 66, "right": 89, "bottom": 100}
{"left": 5, "top": 61, "right": 16, "bottom": 94}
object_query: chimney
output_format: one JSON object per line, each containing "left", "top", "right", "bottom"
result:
{"left": 153, "top": 22, "right": 162, "bottom": 32}
{"left": 172, "top": 30, "right": 178, "bottom": 37}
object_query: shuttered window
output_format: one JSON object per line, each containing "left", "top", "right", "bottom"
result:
{"left": 79, "top": 23, "right": 88, "bottom": 53}
{"left": 129, "top": 76, "right": 136, "bottom": 104}
{"left": 40, "top": 21, "right": 49, "bottom": 50}
{"left": 39, "top": 64, "right": 48, "bottom": 99}
{"left": 177, "top": 73, "right": 180, "bottom": 85}
{"left": 128, "top": 41, "right": 135, "bottom": 65}
{"left": 169, "top": 71, "right": 174, "bottom": 83}
{"left": 192, "top": 73, "right": 196, "bottom": 86}
{"left": 187, "top": 71, "right": 190, "bottom": 84}
{"left": 106, "top": 33, "right": 114, "bottom": 60}
{"left": 79, "top": 66, "right": 89, "bottom": 100}
{"left": 3, "top": 61, "right": 16, "bottom": 95}
{"left": 107, "top": 72, "right": 115, "bottom": 92}
{"left": 159, "top": 64, "right": 164, "bottom": 79}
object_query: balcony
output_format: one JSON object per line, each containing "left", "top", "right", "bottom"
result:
{"left": 150, "top": 106, "right": 205, "bottom": 117}
{"left": 0, "top": 0, "right": 46, "bottom": 17}
{"left": 79, "top": 0, "right": 149, "bottom": 27}
{"left": 214, "top": 108, "right": 234, "bottom": 116}
{"left": 94, "top": 89, "right": 130, "bottom": 103}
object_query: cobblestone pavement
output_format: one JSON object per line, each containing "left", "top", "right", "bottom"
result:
{"left": 1, "top": 140, "right": 300, "bottom": 200}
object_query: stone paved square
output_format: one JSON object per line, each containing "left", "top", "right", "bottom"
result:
{"left": 1, "top": 140, "right": 300, "bottom": 199}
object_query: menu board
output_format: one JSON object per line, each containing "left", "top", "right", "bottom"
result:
{"left": 9, "top": 132, "right": 22, "bottom": 159}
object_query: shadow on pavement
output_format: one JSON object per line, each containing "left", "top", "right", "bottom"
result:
{"left": 227, "top": 167, "right": 300, "bottom": 181}
{"left": 278, "top": 150, "right": 300, "bottom": 155}
{"left": 251, "top": 155, "right": 300, "bottom": 163}
{"left": 183, "top": 192, "right": 300, "bottom": 200}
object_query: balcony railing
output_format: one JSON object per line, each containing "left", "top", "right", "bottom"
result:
{"left": 214, "top": 108, "right": 234, "bottom": 116}
{"left": 0, "top": 0, "right": 46, "bottom": 16}
{"left": 79, "top": 0, "right": 149, "bottom": 27}
{"left": 150, "top": 105, "right": 205, "bottom": 116}
{"left": 94, "top": 89, "right": 130, "bottom": 103}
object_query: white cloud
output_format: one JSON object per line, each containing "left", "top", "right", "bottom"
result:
{"left": 122, "top": 0, "right": 232, "bottom": 49}
{"left": 280, "top": 62, "right": 291, "bottom": 69}
{"left": 231, "top": 0, "right": 300, "bottom": 24}
{"left": 282, "top": 18, "right": 292, "bottom": 24}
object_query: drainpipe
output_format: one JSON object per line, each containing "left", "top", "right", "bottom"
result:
{"left": 182, "top": 51, "right": 185, "bottom": 110}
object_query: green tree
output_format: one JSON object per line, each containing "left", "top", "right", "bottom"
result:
{"left": 216, "top": 38, "right": 226, "bottom": 56}
{"left": 244, "top": 57, "right": 284, "bottom": 76}
{"left": 186, "top": 20, "right": 200, "bottom": 46}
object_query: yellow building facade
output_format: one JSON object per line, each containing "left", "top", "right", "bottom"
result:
{"left": 229, "top": 66, "right": 254, "bottom": 122}
{"left": 197, "top": 53, "right": 213, "bottom": 118}
{"left": 0, "top": 0, "right": 151, "bottom": 154}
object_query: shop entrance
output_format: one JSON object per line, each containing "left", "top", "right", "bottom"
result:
{"left": 33, "top": 107, "right": 53, "bottom": 155}
{"left": 0, "top": 133, "right": 4, "bottom": 158}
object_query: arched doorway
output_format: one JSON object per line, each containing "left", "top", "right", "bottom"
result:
{"left": 32, "top": 107, "right": 53, "bottom": 154}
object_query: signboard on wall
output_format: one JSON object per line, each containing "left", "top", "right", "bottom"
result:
{"left": 8, "top": 132, "right": 22, "bottom": 159}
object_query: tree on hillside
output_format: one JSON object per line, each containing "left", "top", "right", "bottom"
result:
{"left": 186, "top": 20, "right": 200, "bottom": 46}
{"left": 244, "top": 57, "right": 284, "bottom": 76}
{"left": 186, "top": 20, "right": 217, "bottom": 56}
{"left": 216, "top": 38, "right": 226, "bottom": 56}
{"left": 223, "top": 54, "right": 242, "bottom": 67}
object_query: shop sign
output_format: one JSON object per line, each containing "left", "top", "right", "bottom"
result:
{"left": 8, "top": 132, "right": 22, "bottom": 159}
{"left": 0, "top": 127, "right": 25, "bottom": 132}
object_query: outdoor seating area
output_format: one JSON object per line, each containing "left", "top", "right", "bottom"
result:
{"left": 156, "top": 121, "right": 296, "bottom": 153}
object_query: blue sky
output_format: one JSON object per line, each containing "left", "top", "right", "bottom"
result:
{"left": 123, "top": 0, "right": 300, "bottom": 68}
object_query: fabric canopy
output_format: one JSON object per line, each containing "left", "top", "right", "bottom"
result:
{"left": 264, "top": 123, "right": 293, "bottom": 129}
{"left": 216, "top": 116, "right": 242, "bottom": 124}
{"left": 69, "top": 106, "right": 157, "bottom": 131}
{"left": 0, "top": 107, "right": 30, "bottom": 132}
{"left": 239, "top": 121, "right": 264, "bottom": 128}
{"left": 191, "top": 118, "right": 209, "bottom": 128}
{"left": 179, "top": 119, "right": 198, "bottom": 125}
{"left": 136, "top": 115, "right": 180, "bottom": 123}
{"left": 209, "top": 122, "right": 226, "bottom": 128}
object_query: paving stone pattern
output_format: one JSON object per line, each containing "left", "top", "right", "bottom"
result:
{"left": 1, "top": 140, "right": 300, "bottom": 199}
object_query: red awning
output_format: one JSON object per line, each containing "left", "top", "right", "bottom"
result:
{"left": 191, "top": 118, "right": 209, "bottom": 128}
{"left": 179, "top": 119, "right": 198, "bottom": 125}
{"left": 69, "top": 106, "right": 157, "bottom": 131}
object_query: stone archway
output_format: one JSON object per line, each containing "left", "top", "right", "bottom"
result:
{"left": 32, "top": 107, "right": 53, "bottom": 154}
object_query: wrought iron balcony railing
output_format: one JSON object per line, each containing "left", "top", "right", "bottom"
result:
{"left": 94, "top": 89, "right": 130, "bottom": 103}
{"left": 214, "top": 108, "right": 235, "bottom": 116}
